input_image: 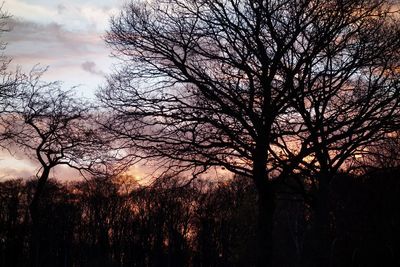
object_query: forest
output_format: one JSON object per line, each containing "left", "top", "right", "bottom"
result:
{"left": 1, "top": 168, "right": 400, "bottom": 267}
{"left": 1, "top": 0, "right": 400, "bottom": 266}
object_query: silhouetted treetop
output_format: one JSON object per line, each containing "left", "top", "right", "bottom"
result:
{"left": 102, "top": 0, "right": 400, "bottom": 177}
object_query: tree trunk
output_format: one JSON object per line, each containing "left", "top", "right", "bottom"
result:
{"left": 253, "top": 158, "right": 276, "bottom": 267}
{"left": 312, "top": 173, "right": 332, "bottom": 267}
{"left": 29, "top": 167, "right": 50, "bottom": 267}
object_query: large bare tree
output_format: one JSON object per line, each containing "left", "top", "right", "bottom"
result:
{"left": 101, "top": 0, "right": 400, "bottom": 265}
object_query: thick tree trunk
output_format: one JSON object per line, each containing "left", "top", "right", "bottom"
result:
{"left": 312, "top": 173, "right": 332, "bottom": 267}
{"left": 29, "top": 167, "right": 50, "bottom": 267}
{"left": 253, "top": 158, "right": 276, "bottom": 267}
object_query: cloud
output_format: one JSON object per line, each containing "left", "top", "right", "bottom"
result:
{"left": 5, "top": 18, "right": 102, "bottom": 54}
{"left": 0, "top": 148, "right": 84, "bottom": 181}
{"left": 3, "top": 0, "right": 121, "bottom": 32}
{"left": 0, "top": 149, "right": 37, "bottom": 179}
{"left": 81, "top": 60, "right": 105, "bottom": 76}
{"left": 0, "top": 167, "right": 35, "bottom": 180}
{"left": 3, "top": 0, "right": 57, "bottom": 25}
{"left": 57, "top": 4, "right": 67, "bottom": 15}
{"left": 0, "top": 0, "right": 120, "bottom": 86}
{"left": 1, "top": 17, "right": 113, "bottom": 96}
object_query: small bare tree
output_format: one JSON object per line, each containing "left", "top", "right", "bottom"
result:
{"left": 5, "top": 69, "right": 109, "bottom": 218}
{"left": 2, "top": 68, "right": 111, "bottom": 267}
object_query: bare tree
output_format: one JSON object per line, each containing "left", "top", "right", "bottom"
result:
{"left": 2, "top": 68, "right": 111, "bottom": 267}
{"left": 0, "top": 7, "right": 23, "bottom": 143}
{"left": 100, "top": 0, "right": 400, "bottom": 265}
{"left": 6, "top": 68, "right": 110, "bottom": 215}
{"left": 351, "top": 133, "right": 400, "bottom": 172}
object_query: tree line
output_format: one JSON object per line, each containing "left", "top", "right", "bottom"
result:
{"left": 1, "top": 169, "right": 400, "bottom": 267}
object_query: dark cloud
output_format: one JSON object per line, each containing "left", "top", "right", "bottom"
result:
{"left": 6, "top": 18, "right": 64, "bottom": 43}
{"left": 57, "top": 4, "right": 67, "bottom": 15}
{"left": 2, "top": 19, "right": 108, "bottom": 60}
{"left": 81, "top": 60, "right": 105, "bottom": 76}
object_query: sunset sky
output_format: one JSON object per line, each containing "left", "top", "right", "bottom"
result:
{"left": 0, "top": 0, "right": 126, "bottom": 180}
{"left": 3, "top": 0, "right": 124, "bottom": 97}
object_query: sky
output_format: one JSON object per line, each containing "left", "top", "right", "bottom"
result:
{"left": 0, "top": 0, "right": 126, "bottom": 180}
{"left": 2, "top": 0, "right": 125, "bottom": 98}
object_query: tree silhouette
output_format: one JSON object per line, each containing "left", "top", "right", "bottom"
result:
{"left": 101, "top": 0, "right": 400, "bottom": 264}
{"left": 354, "top": 134, "right": 400, "bottom": 171}
{"left": 0, "top": 7, "right": 24, "bottom": 144}
{"left": 2, "top": 68, "right": 109, "bottom": 267}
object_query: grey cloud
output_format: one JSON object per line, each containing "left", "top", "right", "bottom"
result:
{"left": 1, "top": 17, "right": 111, "bottom": 76}
{"left": 81, "top": 60, "right": 105, "bottom": 76}
{"left": 0, "top": 17, "right": 113, "bottom": 94}
{"left": 57, "top": 4, "right": 67, "bottom": 15}
{"left": 4, "top": 18, "right": 102, "bottom": 51}
{"left": 6, "top": 19, "right": 64, "bottom": 42}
